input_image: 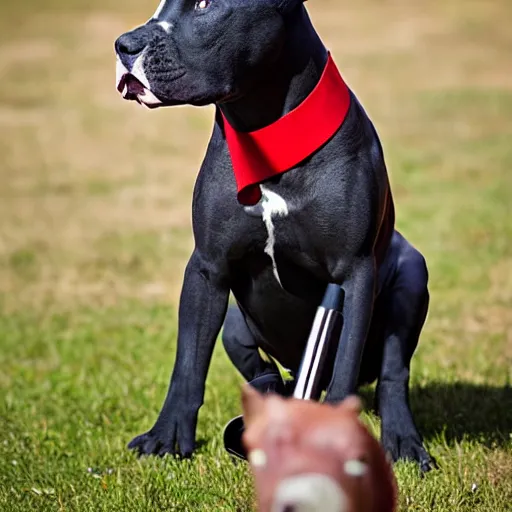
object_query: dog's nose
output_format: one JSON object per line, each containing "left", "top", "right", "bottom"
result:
{"left": 115, "top": 33, "right": 145, "bottom": 57}
{"left": 115, "top": 28, "right": 150, "bottom": 70}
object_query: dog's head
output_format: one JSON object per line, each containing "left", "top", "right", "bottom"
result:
{"left": 114, "top": 0, "right": 306, "bottom": 108}
{"left": 241, "top": 386, "right": 397, "bottom": 512}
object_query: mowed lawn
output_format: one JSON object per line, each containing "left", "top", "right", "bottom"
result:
{"left": 0, "top": 0, "right": 511, "bottom": 510}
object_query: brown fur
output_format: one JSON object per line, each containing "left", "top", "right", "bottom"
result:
{"left": 242, "top": 386, "right": 397, "bottom": 512}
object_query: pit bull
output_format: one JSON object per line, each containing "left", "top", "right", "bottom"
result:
{"left": 114, "top": 0, "right": 433, "bottom": 471}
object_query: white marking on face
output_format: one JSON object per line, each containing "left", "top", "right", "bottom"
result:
{"left": 116, "top": 55, "right": 129, "bottom": 89}
{"left": 260, "top": 185, "right": 289, "bottom": 287}
{"left": 139, "top": 89, "right": 163, "bottom": 106}
{"left": 131, "top": 52, "right": 151, "bottom": 89}
{"left": 129, "top": 52, "right": 164, "bottom": 107}
{"left": 344, "top": 459, "right": 368, "bottom": 477}
{"left": 116, "top": 51, "right": 163, "bottom": 107}
{"left": 248, "top": 449, "right": 267, "bottom": 468}
{"left": 152, "top": 0, "right": 167, "bottom": 19}
{"left": 158, "top": 20, "right": 172, "bottom": 33}
{"left": 272, "top": 474, "right": 347, "bottom": 512}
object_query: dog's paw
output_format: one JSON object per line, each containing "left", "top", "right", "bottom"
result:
{"left": 381, "top": 428, "right": 436, "bottom": 473}
{"left": 128, "top": 416, "right": 196, "bottom": 458}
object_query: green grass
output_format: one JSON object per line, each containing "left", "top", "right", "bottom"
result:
{"left": 0, "top": 306, "right": 254, "bottom": 511}
{"left": 0, "top": 0, "right": 511, "bottom": 510}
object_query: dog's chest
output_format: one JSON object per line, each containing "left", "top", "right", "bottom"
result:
{"left": 236, "top": 184, "right": 329, "bottom": 310}
{"left": 248, "top": 185, "right": 289, "bottom": 286}
{"left": 241, "top": 186, "right": 325, "bottom": 288}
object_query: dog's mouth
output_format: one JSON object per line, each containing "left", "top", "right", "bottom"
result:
{"left": 117, "top": 73, "right": 162, "bottom": 108}
{"left": 116, "top": 57, "right": 163, "bottom": 109}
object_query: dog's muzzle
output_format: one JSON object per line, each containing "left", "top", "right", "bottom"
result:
{"left": 271, "top": 474, "right": 348, "bottom": 512}
{"left": 115, "top": 55, "right": 162, "bottom": 108}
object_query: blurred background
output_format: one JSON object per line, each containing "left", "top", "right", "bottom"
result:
{"left": 0, "top": 0, "right": 511, "bottom": 510}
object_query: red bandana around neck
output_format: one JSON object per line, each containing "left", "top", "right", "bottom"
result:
{"left": 221, "top": 52, "right": 351, "bottom": 205}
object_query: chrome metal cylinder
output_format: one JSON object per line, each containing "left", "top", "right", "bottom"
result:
{"left": 293, "top": 284, "right": 344, "bottom": 401}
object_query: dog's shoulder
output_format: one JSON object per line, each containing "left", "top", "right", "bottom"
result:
{"left": 190, "top": 123, "right": 266, "bottom": 261}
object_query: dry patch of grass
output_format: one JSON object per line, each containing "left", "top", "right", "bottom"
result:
{"left": 0, "top": 0, "right": 511, "bottom": 310}
{"left": 0, "top": 6, "right": 213, "bottom": 307}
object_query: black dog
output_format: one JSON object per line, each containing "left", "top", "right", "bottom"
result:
{"left": 114, "top": 0, "right": 433, "bottom": 471}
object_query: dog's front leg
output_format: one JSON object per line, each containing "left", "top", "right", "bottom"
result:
{"left": 128, "top": 250, "right": 229, "bottom": 458}
{"left": 325, "top": 257, "right": 375, "bottom": 402}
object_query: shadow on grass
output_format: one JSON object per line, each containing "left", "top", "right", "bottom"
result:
{"left": 361, "top": 382, "right": 512, "bottom": 446}
{"left": 410, "top": 382, "right": 512, "bottom": 446}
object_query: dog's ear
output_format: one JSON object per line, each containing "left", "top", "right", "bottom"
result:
{"left": 275, "top": 0, "right": 306, "bottom": 14}
{"left": 241, "top": 384, "right": 266, "bottom": 426}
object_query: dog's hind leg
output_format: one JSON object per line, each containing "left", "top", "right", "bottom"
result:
{"left": 223, "top": 306, "right": 278, "bottom": 380}
{"left": 376, "top": 233, "right": 433, "bottom": 472}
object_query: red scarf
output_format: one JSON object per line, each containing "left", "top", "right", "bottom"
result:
{"left": 221, "top": 52, "right": 351, "bottom": 205}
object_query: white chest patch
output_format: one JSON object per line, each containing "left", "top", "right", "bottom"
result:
{"left": 260, "top": 185, "right": 289, "bottom": 286}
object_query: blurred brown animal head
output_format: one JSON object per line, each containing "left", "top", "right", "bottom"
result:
{"left": 242, "top": 386, "right": 397, "bottom": 512}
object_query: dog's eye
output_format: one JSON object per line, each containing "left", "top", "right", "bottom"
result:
{"left": 195, "top": 0, "right": 210, "bottom": 10}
